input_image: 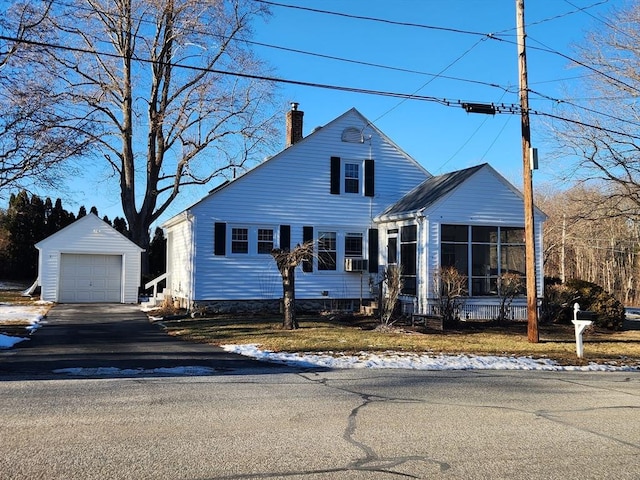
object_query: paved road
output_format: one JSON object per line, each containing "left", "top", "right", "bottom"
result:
{"left": 1, "top": 305, "right": 639, "bottom": 479}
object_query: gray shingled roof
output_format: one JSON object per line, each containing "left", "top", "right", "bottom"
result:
{"left": 378, "top": 163, "right": 486, "bottom": 218}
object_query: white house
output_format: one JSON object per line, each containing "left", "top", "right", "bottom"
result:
{"left": 36, "top": 214, "right": 143, "bottom": 303}
{"left": 153, "top": 105, "right": 545, "bottom": 319}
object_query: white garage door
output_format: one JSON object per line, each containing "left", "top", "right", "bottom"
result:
{"left": 59, "top": 254, "right": 122, "bottom": 303}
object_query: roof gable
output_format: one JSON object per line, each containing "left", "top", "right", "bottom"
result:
{"left": 376, "top": 163, "right": 547, "bottom": 222}
{"left": 36, "top": 214, "right": 143, "bottom": 251}
{"left": 377, "top": 164, "right": 485, "bottom": 219}
{"left": 165, "top": 107, "right": 430, "bottom": 224}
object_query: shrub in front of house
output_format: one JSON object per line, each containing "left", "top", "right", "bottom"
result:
{"left": 543, "top": 279, "right": 625, "bottom": 330}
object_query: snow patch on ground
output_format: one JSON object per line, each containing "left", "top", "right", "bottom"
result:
{"left": 222, "top": 344, "right": 640, "bottom": 372}
{"left": 0, "top": 304, "right": 48, "bottom": 349}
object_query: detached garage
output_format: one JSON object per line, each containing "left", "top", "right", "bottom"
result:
{"left": 35, "top": 214, "right": 144, "bottom": 303}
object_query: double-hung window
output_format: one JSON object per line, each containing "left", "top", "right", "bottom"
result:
{"left": 387, "top": 229, "right": 398, "bottom": 265}
{"left": 231, "top": 227, "right": 249, "bottom": 254}
{"left": 345, "top": 232, "right": 363, "bottom": 257}
{"left": 318, "top": 231, "right": 337, "bottom": 270}
{"left": 400, "top": 225, "right": 417, "bottom": 295}
{"left": 257, "top": 228, "right": 274, "bottom": 254}
{"left": 344, "top": 163, "right": 360, "bottom": 194}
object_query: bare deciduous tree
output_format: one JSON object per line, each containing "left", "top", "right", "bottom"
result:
{"left": 0, "top": 2, "right": 92, "bottom": 194}
{"left": 551, "top": 2, "right": 640, "bottom": 224}
{"left": 379, "top": 265, "right": 402, "bottom": 328}
{"left": 32, "top": 0, "right": 278, "bottom": 271}
{"left": 537, "top": 184, "right": 640, "bottom": 305}
{"left": 271, "top": 241, "right": 314, "bottom": 330}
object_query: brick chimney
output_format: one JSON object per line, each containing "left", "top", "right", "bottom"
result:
{"left": 285, "top": 102, "right": 304, "bottom": 147}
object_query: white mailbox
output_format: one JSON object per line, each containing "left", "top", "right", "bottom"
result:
{"left": 572, "top": 303, "right": 593, "bottom": 359}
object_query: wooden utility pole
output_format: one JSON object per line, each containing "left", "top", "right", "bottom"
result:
{"left": 516, "top": 0, "right": 539, "bottom": 343}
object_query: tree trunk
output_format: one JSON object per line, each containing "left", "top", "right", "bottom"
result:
{"left": 282, "top": 265, "right": 297, "bottom": 330}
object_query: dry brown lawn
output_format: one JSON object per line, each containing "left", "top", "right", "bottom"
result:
{"left": 159, "top": 312, "right": 640, "bottom": 368}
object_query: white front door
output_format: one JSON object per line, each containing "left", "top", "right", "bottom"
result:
{"left": 59, "top": 254, "right": 122, "bottom": 303}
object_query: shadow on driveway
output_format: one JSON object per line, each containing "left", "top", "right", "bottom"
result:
{"left": 0, "top": 304, "right": 301, "bottom": 380}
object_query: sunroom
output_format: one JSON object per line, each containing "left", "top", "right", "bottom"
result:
{"left": 374, "top": 164, "right": 546, "bottom": 321}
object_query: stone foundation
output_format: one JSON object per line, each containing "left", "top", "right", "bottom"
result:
{"left": 190, "top": 298, "right": 366, "bottom": 316}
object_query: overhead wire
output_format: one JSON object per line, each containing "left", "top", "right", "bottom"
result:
{"left": 4, "top": 32, "right": 640, "bottom": 142}
{"left": 44, "top": 0, "right": 517, "bottom": 94}
{"left": 253, "top": 0, "right": 497, "bottom": 38}
{"left": 252, "top": 0, "right": 640, "bottom": 139}
{"left": 5, "top": 2, "right": 640, "bottom": 142}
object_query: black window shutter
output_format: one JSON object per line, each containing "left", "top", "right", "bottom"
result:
{"left": 368, "top": 228, "right": 379, "bottom": 273}
{"left": 214, "top": 222, "right": 226, "bottom": 256}
{"left": 330, "top": 156, "right": 341, "bottom": 195}
{"left": 364, "top": 159, "right": 375, "bottom": 197}
{"left": 280, "top": 225, "right": 291, "bottom": 251}
{"left": 302, "top": 226, "right": 313, "bottom": 272}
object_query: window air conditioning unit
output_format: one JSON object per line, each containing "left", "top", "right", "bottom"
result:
{"left": 344, "top": 258, "right": 368, "bottom": 272}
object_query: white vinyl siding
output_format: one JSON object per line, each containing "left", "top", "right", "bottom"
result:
{"left": 173, "top": 108, "right": 430, "bottom": 302}
{"left": 35, "top": 214, "right": 142, "bottom": 304}
{"left": 165, "top": 214, "right": 193, "bottom": 302}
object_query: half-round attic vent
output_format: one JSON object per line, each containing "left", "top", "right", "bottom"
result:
{"left": 341, "top": 127, "right": 362, "bottom": 143}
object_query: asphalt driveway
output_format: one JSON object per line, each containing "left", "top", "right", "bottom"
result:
{"left": 0, "top": 304, "right": 290, "bottom": 379}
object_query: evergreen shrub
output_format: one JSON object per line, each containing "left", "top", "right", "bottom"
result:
{"left": 543, "top": 279, "right": 625, "bottom": 330}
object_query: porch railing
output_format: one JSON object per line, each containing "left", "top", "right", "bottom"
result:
{"left": 402, "top": 298, "right": 529, "bottom": 321}
{"left": 144, "top": 272, "right": 168, "bottom": 300}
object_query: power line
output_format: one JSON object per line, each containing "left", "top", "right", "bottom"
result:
{"left": 253, "top": 0, "right": 640, "bottom": 113}
{"left": 254, "top": 0, "right": 501, "bottom": 39}
{"left": 44, "top": 0, "right": 517, "bottom": 95}
{"left": 3, "top": 34, "right": 640, "bottom": 141}
{"left": 528, "top": 88, "right": 640, "bottom": 129}
{"left": 0, "top": 34, "right": 518, "bottom": 110}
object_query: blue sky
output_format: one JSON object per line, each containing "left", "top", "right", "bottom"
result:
{"left": 34, "top": 0, "right": 617, "bottom": 226}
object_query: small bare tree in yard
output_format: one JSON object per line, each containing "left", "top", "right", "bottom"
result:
{"left": 271, "top": 242, "right": 314, "bottom": 330}
{"left": 379, "top": 265, "right": 403, "bottom": 328}
{"left": 496, "top": 272, "right": 524, "bottom": 323}
{"left": 435, "top": 266, "right": 467, "bottom": 324}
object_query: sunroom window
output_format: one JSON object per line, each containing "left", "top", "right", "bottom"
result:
{"left": 400, "top": 225, "right": 417, "bottom": 295}
{"left": 441, "top": 225, "right": 525, "bottom": 296}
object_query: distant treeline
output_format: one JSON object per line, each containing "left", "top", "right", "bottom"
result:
{"left": 0, "top": 190, "right": 165, "bottom": 281}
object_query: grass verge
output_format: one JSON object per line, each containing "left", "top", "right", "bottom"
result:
{"left": 159, "top": 312, "right": 640, "bottom": 368}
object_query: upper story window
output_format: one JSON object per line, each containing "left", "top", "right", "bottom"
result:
{"left": 231, "top": 227, "right": 249, "bottom": 254}
{"left": 344, "top": 163, "right": 360, "bottom": 194}
{"left": 330, "top": 157, "right": 374, "bottom": 197}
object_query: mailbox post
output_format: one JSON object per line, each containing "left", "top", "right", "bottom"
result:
{"left": 572, "top": 303, "right": 593, "bottom": 359}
